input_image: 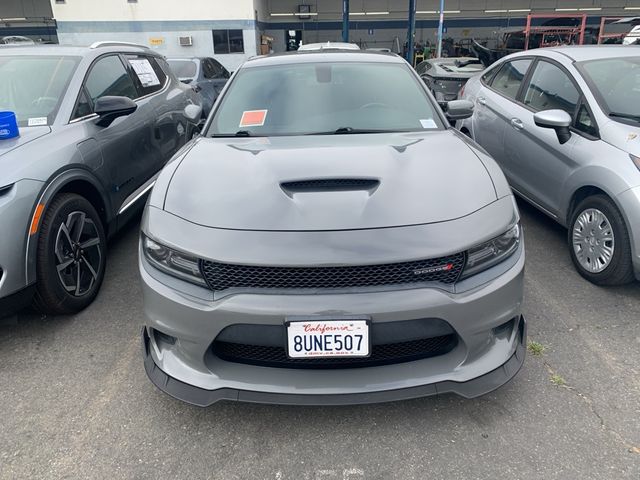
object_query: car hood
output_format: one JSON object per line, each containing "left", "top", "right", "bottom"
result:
{"left": 164, "top": 131, "right": 498, "bottom": 231}
{"left": 600, "top": 120, "right": 640, "bottom": 157}
{"left": 0, "top": 126, "right": 50, "bottom": 158}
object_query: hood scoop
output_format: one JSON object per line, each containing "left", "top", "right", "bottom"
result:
{"left": 281, "top": 178, "right": 379, "bottom": 196}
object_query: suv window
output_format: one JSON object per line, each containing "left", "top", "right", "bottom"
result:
{"left": 490, "top": 59, "right": 532, "bottom": 100}
{"left": 523, "top": 60, "right": 579, "bottom": 114}
{"left": 125, "top": 55, "right": 167, "bottom": 97}
{"left": 210, "top": 58, "right": 229, "bottom": 78}
{"left": 84, "top": 55, "right": 137, "bottom": 104}
{"left": 202, "top": 59, "right": 216, "bottom": 79}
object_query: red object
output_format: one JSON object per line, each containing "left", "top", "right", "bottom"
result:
{"left": 523, "top": 13, "right": 587, "bottom": 50}
{"left": 239, "top": 110, "right": 267, "bottom": 127}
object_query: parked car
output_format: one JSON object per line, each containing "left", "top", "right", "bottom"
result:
{"left": 0, "top": 36, "right": 35, "bottom": 46}
{"left": 297, "top": 42, "right": 360, "bottom": 51}
{"left": 416, "top": 57, "right": 484, "bottom": 102}
{"left": 140, "top": 50, "right": 526, "bottom": 406}
{"left": 458, "top": 45, "right": 640, "bottom": 285}
{"left": 0, "top": 42, "right": 202, "bottom": 316}
{"left": 167, "top": 57, "right": 230, "bottom": 117}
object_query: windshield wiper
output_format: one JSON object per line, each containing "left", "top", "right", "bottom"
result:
{"left": 211, "top": 130, "right": 255, "bottom": 137}
{"left": 307, "top": 127, "right": 403, "bottom": 135}
{"left": 609, "top": 112, "right": 640, "bottom": 122}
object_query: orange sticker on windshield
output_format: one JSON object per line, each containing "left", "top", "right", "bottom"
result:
{"left": 239, "top": 110, "right": 268, "bottom": 127}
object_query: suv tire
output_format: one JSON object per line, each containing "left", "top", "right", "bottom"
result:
{"left": 33, "top": 193, "right": 107, "bottom": 314}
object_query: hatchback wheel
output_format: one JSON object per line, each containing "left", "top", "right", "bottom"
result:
{"left": 33, "top": 193, "right": 106, "bottom": 314}
{"left": 568, "top": 195, "right": 634, "bottom": 285}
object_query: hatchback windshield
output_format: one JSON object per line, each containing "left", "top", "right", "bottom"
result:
{"left": 208, "top": 61, "right": 443, "bottom": 136}
{"left": 579, "top": 56, "right": 640, "bottom": 123}
{"left": 0, "top": 55, "right": 78, "bottom": 127}
{"left": 168, "top": 59, "right": 197, "bottom": 80}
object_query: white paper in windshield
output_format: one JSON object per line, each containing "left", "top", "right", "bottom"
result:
{"left": 28, "top": 117, "right": 48, "bottom": 126}
{"left": 128, "top": 58, "right": 160, "bottom": 87}
{"left": 420, "top": 119, "right": 437, "bottom": 129}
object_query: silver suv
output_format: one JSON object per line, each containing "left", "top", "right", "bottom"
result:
{"left": 0, "top": 42, "right": 202, "bottom": 316}
{"left": 459, "top": 46, "right": 640, "bottom": 285}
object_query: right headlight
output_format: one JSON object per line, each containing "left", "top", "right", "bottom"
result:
{"left": 461, "top": 223, "right": 521, "bottom": 279}
{"left": 141, "top": 234, "right": 207, "bottom": 286}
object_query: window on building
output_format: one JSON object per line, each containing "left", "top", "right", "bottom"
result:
{"left": 212, "top": 29, "right": 244, "bottom": 54}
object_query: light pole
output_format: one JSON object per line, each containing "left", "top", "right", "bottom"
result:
{"left": 342, "top": 0, "right": 349, "bottom": 43}
{"left": 436, "top": 0, "right": 445, "bottom": 57}
{"left": 407, "top": 0, "right": 416, "bottom": 64}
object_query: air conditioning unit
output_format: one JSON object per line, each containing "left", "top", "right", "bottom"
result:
{"left": 179, "top": 36, "right": 193, "bottom": 46}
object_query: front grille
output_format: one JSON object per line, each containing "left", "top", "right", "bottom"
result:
{"left": 200, "top": 253, "right": 465, "bottom": 293}
{"left": 212, "top": 334, "right": 458, "bottom": 369}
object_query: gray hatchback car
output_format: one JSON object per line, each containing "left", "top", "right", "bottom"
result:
{"left": 0, "top": 42, "right": 201, "bottom": 316}
{"left": 458, "top": 46, "right": 640, "bottom": 285}
{"left": 140, "top": 50, "right": 526, "bottom": 406}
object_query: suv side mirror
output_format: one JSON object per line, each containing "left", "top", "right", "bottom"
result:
{"left": 94, "top": 96, "right": 137, "bottom": 127}
{"left": 534, "top": 109, "right": 572, "bottom": 145}
{"left": 444, "top": 99, "right": 474, "bottom": 121}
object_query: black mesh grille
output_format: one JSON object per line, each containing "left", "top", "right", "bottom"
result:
{"left": 212, "top": 334, "right": 457, "bottom": 369}
{"left": 200, "top": 253, "right": 465, "bottom": 293}
{"left": 281, "top": 178, "right": 379, "bottom": 192}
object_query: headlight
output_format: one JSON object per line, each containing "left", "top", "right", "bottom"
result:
{"left": 142, "top": 235, "right": 207, "bottom": 286}
{"left": 461, "top": 223, "right": 521, "bottom": 279}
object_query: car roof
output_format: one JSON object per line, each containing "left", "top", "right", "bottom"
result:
{"left": 0, "top": 43, "right": 156, "bottom": 58}
{"left": 244, "top": 50, "right": 406, "bottom": 68}
{"left": 298, "top": 42, "right": 360, "bottom": 51}
{"left": 511, "top": 45, "right": 640, "bottom": 63}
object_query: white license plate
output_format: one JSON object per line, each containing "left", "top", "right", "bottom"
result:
{"left": 286, "top": 319, "right": 370, "bottom": 359}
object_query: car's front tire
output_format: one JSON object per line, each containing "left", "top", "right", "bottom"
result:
{"left": 568, "top": 195, "right": 635, "bottom": 285}
{"left": 33, "top": 193, "right": 107, "bottom": 314}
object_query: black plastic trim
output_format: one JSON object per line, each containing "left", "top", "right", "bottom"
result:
{"left": 0, "top": 284, "right": 35, "bottom": 318}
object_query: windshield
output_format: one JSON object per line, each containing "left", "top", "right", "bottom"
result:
{"left": 168, "top": 59, "right": 198, "bottom": 79}
{"left": 207, "top": 61, "right": 444, "bottom": 136}
{"left": 579, "top": 56, "right": 640, "bottom": 122}
{"left": 0, "top": 55, "right": 79, "bottom": 127}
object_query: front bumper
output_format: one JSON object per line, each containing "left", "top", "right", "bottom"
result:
{"left": 142, "top": 317, "right": 526, "bottom": 406}
{"left": 617, "top": 185, "right": 640, "bottom": 279}
{"left": 0, "top": 179, "right": 43, "bottom": 314}
{"left": 140, "top": 240, "right": 525, "bottom": 406}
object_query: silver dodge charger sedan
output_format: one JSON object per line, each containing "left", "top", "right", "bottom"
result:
{"left": 140, "top": 50, "right": 526, "bottom": 406}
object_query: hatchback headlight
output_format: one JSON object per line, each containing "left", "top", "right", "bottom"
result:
{"left": 461, "top": 224, "right": 521, "bottom": 279}
{"left": 142, "top": 235, "right": 207, "bottom": 286}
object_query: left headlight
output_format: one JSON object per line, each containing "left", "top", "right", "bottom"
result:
{"left": 142, "top": 235, "right": 207, "bottom": 286}
{"left": 461, "top": 223, "right": 521, "bottom": 279}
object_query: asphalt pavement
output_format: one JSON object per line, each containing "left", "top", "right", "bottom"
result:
{"left": 1, "top": 199, "right": 639, "bottom": 480}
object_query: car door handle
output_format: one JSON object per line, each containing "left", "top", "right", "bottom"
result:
{"left": 510, "top": 118, "right": 524, "bottom": 130}
{"left": 477, "top": 97, "right": 487, "bottom": 106}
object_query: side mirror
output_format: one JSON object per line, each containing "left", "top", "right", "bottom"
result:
{"left": 94, "top": 96, "right": 137, "bottom": 127}
{"left": 534, "top": 109, "right": 572, "bottom": 145}
{"left": 183, "top": 104, "right": 203, "bottom": 123}
{"left": 444, "top": 99, "right": 474, "bottom": 121}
